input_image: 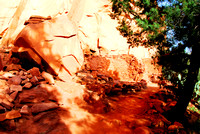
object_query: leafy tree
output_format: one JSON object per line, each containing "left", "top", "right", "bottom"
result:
{"left": 111, "top": 0, "right": 200, "bottom": 122}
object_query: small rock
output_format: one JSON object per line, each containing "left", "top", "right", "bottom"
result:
{"left": 30, "top": 76, "right": 39, "bottom": 85}
{"left": 10, "top": 84, "right": 23, "bottom": 92}
{"left": 0, "top": 110, "right": 21, "bottom": 121}
{"left": 21, "top": 78, "right": 30, "bottom": 84}
{"left": 5, "top": 110, "right": 21, "bottom": 120}
{"left": 168, "top": 125, "right": 179, "bottom": 131}
{"left": 19, "top": 70, "right": 24, "bottom": 76}
{"left": 0, "top": 98, "right": 14, "bottom": 110}
{"left": 42, "top": 71, "right": 55, "bottom": 84}
{"left": 0, "top": 72, "right": 15, "bottom": 80}
{"left": 9, "top": 91, "right": 18, "bottom": 102}
{"left": 37, "top": 76, "right": 45, "bottom": 81}
{"left": 7, "top": 76, "right": 22, "bottom": 85}
{"left": 20, "top": 75, "right": 27, "bottom": 80}
{"left": 27, "top": 74, "right": 33, "bottom": 79}
{"left": 173, "top": 121, "right": 183, "bottom": 128}
{"left": 30, "top": 102, "right": 59, "bottom": 114}
{"left": 5, "top": 64, "right": 21, "bottom": 71}
{"left": 27, "top": 67, "right": 40, "bottom": 76}
{"left": 5, "top": 93, "right": 13, "bottom": 102}
{"left": 23, "top": 82, "right": 32, "bottom": 89}
{"left": 91, "top": 92, "right": 100, "bottom": 101}
{"left": 20, "top": 105, "right": 29, "bottom": 114}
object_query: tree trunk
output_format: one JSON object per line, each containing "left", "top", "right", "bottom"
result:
{"left": 166, "top": 44, "right": 200, "bottom": 122}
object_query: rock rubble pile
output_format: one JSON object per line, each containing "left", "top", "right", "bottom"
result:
{"left": 0, "top": 51, "right": 61, "bottom": 131}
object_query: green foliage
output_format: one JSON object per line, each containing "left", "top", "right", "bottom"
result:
{"left": 111, "top": 0, "right": 200, "bottom": 112}
{"left": 117, "top": 19, "right": 133, "bottom": 37}
{"left": 111, "top": 0, "right": 166, "bottom": 47}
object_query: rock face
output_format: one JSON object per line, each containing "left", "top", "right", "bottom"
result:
{"left": 14, "top": 14, "right": 84, "bottom": 81}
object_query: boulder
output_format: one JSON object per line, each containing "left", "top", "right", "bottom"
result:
{"left": 30, "top": 102, "right": 59, "bottom": 114}
{"left": 13, "top": 12, "right": 85, "bottom": 81}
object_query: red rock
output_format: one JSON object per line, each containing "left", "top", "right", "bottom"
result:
{"left": 27, "top": 67, "right": 40, "bottom": 76}
{"left": 7, "top": 76, "right": 22, "bottom": 85}
{"left": 19, "top": 86, "right": 49, "bottom": 103}
{"left": 21, "top": 78, "right": 30, "bottom": 84}
{"left": 41, "top": 71, "right": 55, "bottom": 84}
{"left": 5, "top": 64, "right": 21, "bottom": 71}
{"left": 168, "top": 125, "right": 179, "bottom": 131}
{"left": 37, "top": 76, "right": 45, "bottom": 81}
{"left": 133, "top": 126, "right": 152, "bottom": 134}
{"left": 9, "top": 91, "right": 18, "bottom": 102}
{"left": 27, "top": 74, "right": 33, "bottom": 79}
{"left": 5, "top": 110, "right": 21, "bottom": 120}
{"left": 30, "top": 76, "right": 39, "bottom": 85}
{"left": 0, "top": 110, "right": 21, "bottom": 121}
{"left": 167, "top": 101, "right": 177, "bottom": 107}
{"left": 23, "top": 82, "right": 32, "bottom": 89}
{"left": 10, "top": 84, "right": 23, "bottom": 92}
{"left": 20, "top": 105, "right": 29, "bottom": 114}
{"left": 30, "top": 102, "right": 59, "bottom": 114}
{"left": 19, "top": 70, "right": 24, "bottom": 76}
{"left": 0, "top": 72, "right": 15, "bottom": 80}
{"left": 14, "top": 14, "right": 84, "bottom": 81}
{"left": 173, "top": 121, "right": 183, "bottom": 128}
{"left": 20, "top": 75, "right": 27, "bottom": 80}
{"left": 0, "top": 98, "right": 14, "bottom": 110}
